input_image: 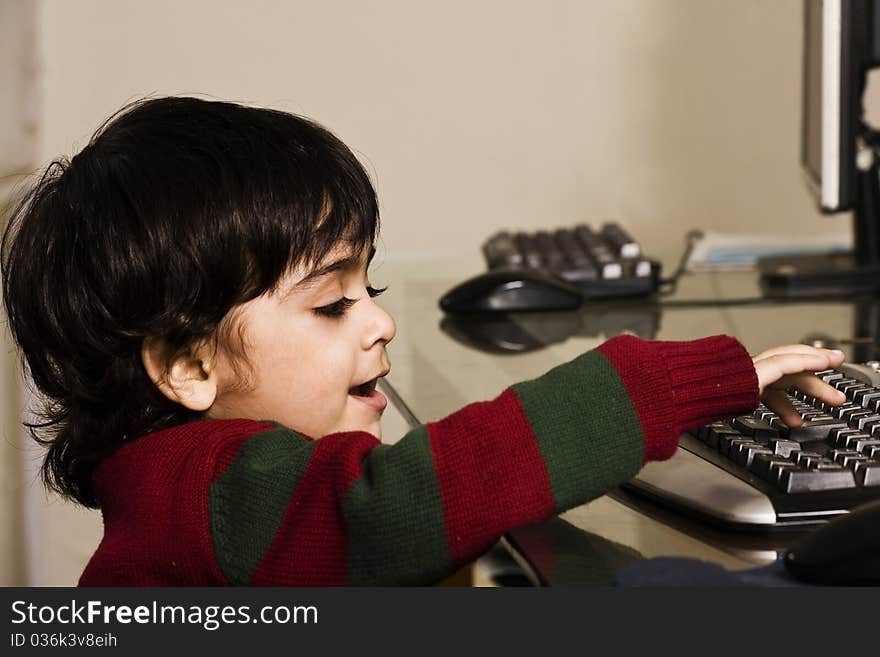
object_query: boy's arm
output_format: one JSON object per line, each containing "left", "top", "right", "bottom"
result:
{"left": 207, "top": 334, "right": 758, "bottom": 586}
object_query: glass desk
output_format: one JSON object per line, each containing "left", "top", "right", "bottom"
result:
{"left": 373, "top": 255, "right": 880, "bottom": 585}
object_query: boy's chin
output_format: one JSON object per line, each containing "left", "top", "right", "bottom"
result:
{"left": 331, "top": 418, "right": 382, "bottom": 440}
{"left": 362, "top": 420, "right": 382, "bottom": 440}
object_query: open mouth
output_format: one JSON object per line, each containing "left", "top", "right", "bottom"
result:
{"left": 349, "top": 378, "right": 379, "bottom": 397}
{"left": 347, "top": 372, "right": 389, "bottom": 414}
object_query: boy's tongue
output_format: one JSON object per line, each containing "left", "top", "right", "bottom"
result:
{"left": 348, "top": 381, "right": 387, "bottom": 412}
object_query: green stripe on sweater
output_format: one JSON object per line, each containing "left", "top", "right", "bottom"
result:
{"left": 209, "top": 427, "right": 316, "bottom": 585}
{"left": 344, "top": 426, "right": 450, "bottom": 585}
{"left": 512, "top": 350, "right": 644, "bottom": 510}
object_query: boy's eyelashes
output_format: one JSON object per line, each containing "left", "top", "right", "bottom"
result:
{"left": 313, "top": 285, "right": 387, "bottom": 318}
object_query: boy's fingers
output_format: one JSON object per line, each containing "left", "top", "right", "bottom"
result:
{"left": 754, "top": 352, "right": 838, "bottom": 392}
{"left": 781, "top": 374, "right": 847, "bottom": 406}
{"left": 761, "top": 389, "right": 803, "bottom": 427}
{"left": 753, "top": 344, "right": 844, "bottom": 364}
{"left": 753, "top": 344, "right": 819, "bottom": 361}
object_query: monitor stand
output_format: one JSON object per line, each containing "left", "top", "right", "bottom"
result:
{"left": 757, "top": 252, "right": 880, "bottom": 297}
{"left": 758, "top": 150, "right": 880, "bottom": 298}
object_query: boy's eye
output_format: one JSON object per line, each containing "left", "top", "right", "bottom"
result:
{"left": 312, "top": 285, "right": 386, "bottom": 318}
{"left": 314, "top": 297, "right": 356, "bottom": 318}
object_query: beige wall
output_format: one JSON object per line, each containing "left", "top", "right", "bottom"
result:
{"left": 37, "top": 0, "right": 849, "bottom": 264}
{"left": 2, "top": 0, "right": 862, "bottom": 584}
{"left": 0, "top": 0, "right": 37, "bottom": 586}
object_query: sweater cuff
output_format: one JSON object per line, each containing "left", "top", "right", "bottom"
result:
{"left": 657, "top": 335, "right": 759, "bottom": 435}
{"left": 598, "top": 334, "right": 759, "bottom": 462}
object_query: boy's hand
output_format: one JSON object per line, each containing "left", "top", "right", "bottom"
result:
{"left": 752, "top": 344, "right": 847, "bottom": 428}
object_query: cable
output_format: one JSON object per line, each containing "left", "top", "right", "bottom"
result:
{"left": 657, "top": 229, "right": 704, "bottom": 296}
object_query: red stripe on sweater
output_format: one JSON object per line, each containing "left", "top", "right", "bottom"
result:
{"left": 82, "top": 418, "right": 274, "bottom": 586}
{"left": 597, "top": 336, "right": 677, "bottom": 462}
{"left": 249, "top": 430, "right": 380, "bottom": 586}
{"left": 428, "top": 388, "right": 555, "bottom": 566}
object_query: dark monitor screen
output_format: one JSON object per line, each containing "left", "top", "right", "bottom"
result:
{"left": 801, "top": 0, "right": 865, "bottom": 213}
{"left": 802, "top": 0, "right": 825, "bottom": 199}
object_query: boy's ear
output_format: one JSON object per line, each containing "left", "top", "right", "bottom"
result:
{"left": 141, "top": 337, "right": 218, "bottom": 412}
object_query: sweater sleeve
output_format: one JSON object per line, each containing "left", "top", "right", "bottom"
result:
{"left": 206, "top": 334, "right": 758, "bottom": 586}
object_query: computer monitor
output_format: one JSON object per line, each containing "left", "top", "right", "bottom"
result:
{"left": 759, "top": 0, "right": 880, "bottom": 295}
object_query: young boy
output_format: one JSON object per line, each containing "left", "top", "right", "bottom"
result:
{"left": 1, "top": 97, "right": 846, "bottom": 586}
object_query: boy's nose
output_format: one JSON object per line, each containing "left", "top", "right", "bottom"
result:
{"left": 363, "top": 300, "right": 396, "bottom": 349}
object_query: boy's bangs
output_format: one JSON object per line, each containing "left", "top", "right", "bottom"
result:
{"left": 286, "top": 186, "right": 379, "bottom": 276}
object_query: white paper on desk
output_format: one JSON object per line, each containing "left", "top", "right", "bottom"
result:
{"left": 685, "top": 231, "right": 851, "bottom": 271}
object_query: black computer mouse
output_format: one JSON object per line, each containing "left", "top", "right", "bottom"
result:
{"left": 784, "top": 499, "right": 880, "bottom": 585}
{"left": 438, "top": 268, "right": 583, "bottom": 314}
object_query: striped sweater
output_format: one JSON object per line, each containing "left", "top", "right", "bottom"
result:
{"left": 78, "top": 334, "right": 758, "bottom": 586}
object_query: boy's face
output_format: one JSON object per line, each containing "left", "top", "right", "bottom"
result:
{"left": 207, "top": 243, "right": 396, "bottom": 440}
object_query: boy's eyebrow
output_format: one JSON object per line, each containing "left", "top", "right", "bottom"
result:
{"left": 293, "top": 245, "right": 376, "bottom": 291}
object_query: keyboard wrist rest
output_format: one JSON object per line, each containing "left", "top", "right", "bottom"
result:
{"left": 625, "top": 439, "right": 778, "bottom": 527}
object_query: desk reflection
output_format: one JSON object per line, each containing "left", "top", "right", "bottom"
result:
{"left": 504, "top": 517, "right": 643, "bottom": 587}
{"left": 440, "top": 302, "right": 661, "bottom": 354}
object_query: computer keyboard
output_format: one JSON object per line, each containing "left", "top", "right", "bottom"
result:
{"left": 624, "top": 362, "right": 880, "bottom": 530}
{"left": 481, "top": 222, "right": 661, "bottom": 299}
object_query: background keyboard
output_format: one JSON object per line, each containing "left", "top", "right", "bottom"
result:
{"left": 481, "top": 222, "right": 661, "bottom": 299}
{"left": 624, "top": 362, "right": 880, "bottom": 530}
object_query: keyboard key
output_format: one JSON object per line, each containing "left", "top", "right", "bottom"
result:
{"left": 749, "top": 453, "right": 795, "bottom": 481}
{"left": 830, "top": 402, "right": 862, "bottom": 419}
{"left": 831, "top": 427, "right": 862, "bottom": 446}
{"left": 534, "top": 231, "right": 567, "bottom": 270}
{"left": 632, "top": 259, "right": 652, "bottom": 278}
{"left": 794, "top": 451, "right": 823, "bottom": 468}
{"left": 513, "top": 232, "right": 543, "bottom": 268}
{"left": 768, "top": 438, "right": 801, "bottom": 458}
{"left": 714, "top": 431, "right": 740, "bottom": 453}
{"left": 482, "top": 231, "right": 524, "bottom": 269}
{"left": 853, "top": 413, "right": 880, "bottom": 431}
{"left": 731, "top": 416, "right": 778, "bottom": 441}
{"left": 781, "top": 417, "right": 848, "bottom": 442}
{"left": 574, "top": 225, "right": 622, "bottom": 279}
{"left": 779, "top": 467, "right": 856, "bottom": 493}
{"left": 853, "top": 437, "right": 880, "bottom": 453}
{"left": 736, "top": 445, "right": 774, "bottom": 468}
{"left": 830, "top": 449, "right": 868, "bottom": 468}
{"left": 769, "top": 460, "right": 798, "bottom": 484}
{"left": 839, "top": 408, "right": 873, "bottom": 424}
{"left": 790, "top": 388, "right": 808, "bottom": 402}
{"left": 815, "top": 370, "right": 845, "bottom": 384}
{"left": 853, "top": 388, "right": 880, "bottom": 407}
{"left": 552, "top": 229, "right": 590, "bottom": 266}
{"left": 853, "top": 461, "right": 880, "bottom": 486}
{"left": 721, "top": 437, "right": 756, "bottom": 459}
{"left": 552, "top": 229, "right": 600, "bottom": 283}
{"left": 600, "top": 222, "right": 640, "bottom": 259}
{"left": 841, "top": 383, "right": 872, "bottom": 399}
{"left": 705, "top": 424, "right": 740, "bottom": 449}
